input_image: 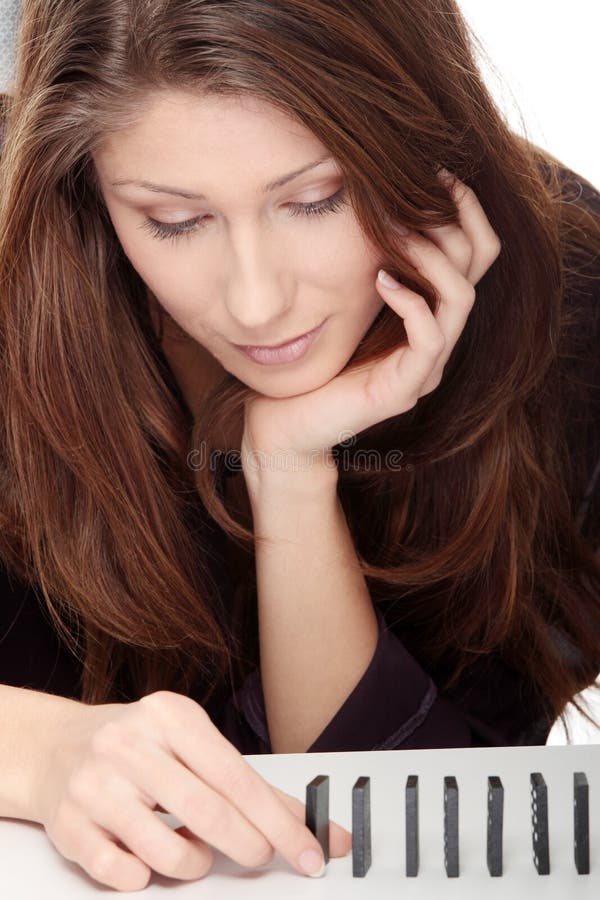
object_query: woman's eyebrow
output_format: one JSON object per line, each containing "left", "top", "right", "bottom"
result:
{"left": 110, "top": 154, "right": 334, "bottom": 200}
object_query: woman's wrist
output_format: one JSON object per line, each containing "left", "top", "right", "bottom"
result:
{"left": 241, "top": 441, "right": 339, "bottom": 504}
{"left": 0, "top": 685, "right": 87, "bottom": 823}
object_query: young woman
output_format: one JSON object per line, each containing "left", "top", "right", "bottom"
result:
{"left": 0, "top": 0, "right": 598, "bottom": 890}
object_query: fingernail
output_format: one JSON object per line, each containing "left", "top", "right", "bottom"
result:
{"left": 377, "top": 268, "right": 402, "bottom": 290}
{"left": 299, "top": 848, "right": 326, "bottom": 877}
{"left": 437, "top": 166, "right": 454, "bottom": 183}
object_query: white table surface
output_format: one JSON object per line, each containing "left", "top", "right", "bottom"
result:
{"left": 1, "top": 743, "right": 598, "bottom": 898}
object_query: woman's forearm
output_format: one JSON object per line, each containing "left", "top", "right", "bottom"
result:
{"left": 247, "top": 465, "right": 380, "bottom": 754}
{"left": 0, "top": 684, "right": 83, "bottom": 822}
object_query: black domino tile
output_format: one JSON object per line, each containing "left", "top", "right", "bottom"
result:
{"left": 574, "top": 772, "right": 590, "bottom": 875}
{"left": 443, "top": 776, "right": 459, "bottom": 877}
{"left": 486, "top": 775, "right": 504, "bottom": 876}
{"left": 352, "top": 776, "right": 372, "bottom": 877}
{"left": 405, "top": 775, "right": 419, "bottom": 877}
{"left": 530, "top": 772, "right": 550, "bottom": 875}
{"left": 305, "top": 775, "right": 330, "bottom": 865}
{"left": 303, "top": 765, "right": 593, "bottom": 880}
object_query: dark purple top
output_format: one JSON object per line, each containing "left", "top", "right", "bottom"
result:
{"left": 1, "top": 165, "right": 598, "bottom": 753}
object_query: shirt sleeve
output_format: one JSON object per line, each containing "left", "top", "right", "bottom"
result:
{"left": 221, "top": 605, "right": 538, "bottom": 754}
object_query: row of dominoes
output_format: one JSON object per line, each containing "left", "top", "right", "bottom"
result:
{"left": 305, "top": 771, "right": 590, "bottom": 878}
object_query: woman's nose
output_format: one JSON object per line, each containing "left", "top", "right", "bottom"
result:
{"left": 223, "top": 228, "right": 292, "bottom": 333}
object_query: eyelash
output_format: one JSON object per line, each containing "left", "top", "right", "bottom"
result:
{"left": 139, "top": 187, "right": 348, "bottom": 243}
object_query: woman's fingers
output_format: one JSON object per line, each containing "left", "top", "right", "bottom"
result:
{"left": 368, "top": 272, "right": 447, "bottom": 413}
{"left": 430, "top": 169, "right": 502, "bottom": 284}
{"left": 69, "top": 764, "right": 217, "bottom": 880}
{"left": 85, "top": 739, "right": 279, "bottom": 871}
{"left": 49, "top": 801, "right": 152, "bottom": 892}
{"left": 388, "top": 231, "right": 475, "bottom": 389}
{"left": 385, "top": 173, "right": 501, "bottom": 395}
{"left": 401, "top": 170, "right": 501, "bottom": 286}
{"left": 413, "top": 221, "right": 474, "bottom": 281}
{"left": 68, "top": 766, "right": 350, "bottom": 888}
{"left": 106, "top": 695, "right": 328, "bottom": 877}
{"left": 271, "top": 785, "right": 352, "bottom": 859}
{"left": 40, "top": 690, "right": 330, "bottom": 890}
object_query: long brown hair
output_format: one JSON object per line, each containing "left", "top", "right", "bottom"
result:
{"left": 1, "top": 0, "right": 598, "bottom": 737}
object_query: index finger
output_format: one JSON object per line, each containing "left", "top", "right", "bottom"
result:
{"left": 158, "top": 697, "right": 329, "bottom": 877}
{"left": 435, "top": 169, "right": 501, "bottom": 283}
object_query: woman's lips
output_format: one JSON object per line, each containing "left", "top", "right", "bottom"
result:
{"left": 233, "top": 320, "right": 327, "bottom": 365}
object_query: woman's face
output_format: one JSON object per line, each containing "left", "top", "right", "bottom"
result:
{"left": 92, "top": 90, "right": 385, "bottom": 398}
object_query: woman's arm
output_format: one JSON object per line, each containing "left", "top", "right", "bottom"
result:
{"left": 229, "top": 606, "right": 552, "bottom": 753}
{"left": 247, "top": 462, "right": 379, "bottom": 754}
{"left": 0, "top": 684, "right": 83, "bottom": 821}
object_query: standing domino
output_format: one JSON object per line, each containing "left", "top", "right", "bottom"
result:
{"left": 352, "top": 776, "right": 372, "bottom": 877}
{"left": 530, "top": 772, "right": 550, "bottom": 875}
{"left": 486, "top": 776, "right": 504, "bottom": 876}
{"left": 405, "top": 775, "right": 419, "bottom": 877}
{"left": 444, "top": 776, "right": 459, "bottom": 877}
{"left": 573, "top": 772, "right": 590, "bottom": 875}
{"left": 305, "top": 775, "right": 330, "bottom": 865}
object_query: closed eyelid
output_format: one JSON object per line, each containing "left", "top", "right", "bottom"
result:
{"left": 285, "top": 172, "right": 344, "bottom": 197}
{"left": 139, "top": 178, "right": 344, "bottom": 219}
{"left": 111, "top": 167, "right": 344, "bottom": 210}
{"left": 139, "top": 185, "right": 348, "bottom": 241}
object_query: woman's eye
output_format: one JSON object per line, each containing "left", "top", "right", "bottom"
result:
{"left": 139, "top": 215, "right": 204, "bottom": 243}
{"left": 139, "top": 186, "right": 348, "bottom": 243}
{"left": 287, "top": 186, "right": 348, "bottom": 219}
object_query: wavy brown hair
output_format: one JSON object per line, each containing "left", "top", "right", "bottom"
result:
{"left": 0, "top": 0, "right": 598, "bottom": 738}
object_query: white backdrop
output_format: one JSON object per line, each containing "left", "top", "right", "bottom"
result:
{"left": 0, "top": 1, "right": 597, "bottom": 742}
{"left": 457, "top": 0, "right": 599, "bottom": 191}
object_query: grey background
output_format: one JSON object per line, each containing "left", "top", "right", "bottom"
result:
{"left": 0, "top": 0, "right": 19, "bottom": 93}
